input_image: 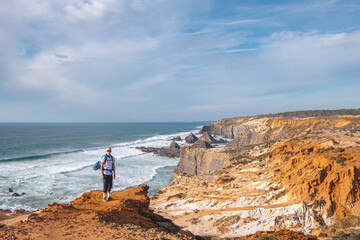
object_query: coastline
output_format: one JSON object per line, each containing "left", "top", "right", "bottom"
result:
{"left": 2, "top": 111, "right": 360, "bottom": 239}
{"left": 0, "top": 122, "right": 205, "bottom": 212}
{"left": 149, "top": 112, "right": 360, "bottom": 239}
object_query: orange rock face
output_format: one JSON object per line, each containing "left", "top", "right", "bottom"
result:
{"left": 205, "top": 115, "right": 360, "bottom": 146}
{"left": 0, "top": 185, "right": 197, "bottom": 240}
{"left": 151, "top": 117, "right": 360, "bottom": 238}
{"left": 270, "top": 136, "right": 360, "bottom": 222}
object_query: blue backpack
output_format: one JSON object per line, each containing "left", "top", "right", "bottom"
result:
{"left": 93, "top": 155, "right": 113, "bottom": 171}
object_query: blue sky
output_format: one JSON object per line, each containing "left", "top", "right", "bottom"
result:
{"left": 0, "top": 0, "right": 359, "bottom": 122}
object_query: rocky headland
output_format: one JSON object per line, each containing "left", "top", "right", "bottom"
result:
{"left": 2, "top": 109, "right": 360, "bottom": 239}
{"left": 150, "top": 110, "right": 360, "bottom": 239}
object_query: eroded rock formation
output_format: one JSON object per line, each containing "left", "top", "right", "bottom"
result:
{"left": 151, "top": 114, "right": 360, "bottom": 239}
{"left": 192, "top": 139, "right": 214, "bottom": 149}
{"left": 136, "top": 141, "right": 181, "bottom": 158}
{"left": 0, "top": 185, "right": 198, "bottom": 240}
{"left": 185, "top": 133, "right": 199, "bottom": 144}
{"left": 173, "top": 146, "right": 231, "bottom": 176}
{"left": 201, "top": 115, "right": 360, "bottom": 146}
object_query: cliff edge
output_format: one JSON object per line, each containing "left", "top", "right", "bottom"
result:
{"left": 151, "top": 113, "right": 360, "bottom": 239}
{"left": 0, "top": 185, "right": 198, "bottom": 240}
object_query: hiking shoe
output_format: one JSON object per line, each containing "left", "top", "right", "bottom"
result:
{"left": 108, "top": 197, "right": 113, "bottom": 201}
{"left": 103, "top": 198, "right": 107, "bottom": 202}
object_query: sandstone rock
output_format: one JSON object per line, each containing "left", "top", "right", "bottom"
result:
{"left": 198, "top": 132, "right": 217, "bottom": 143}
{"left": 151, "top": 123, "right": 360, "bottom": 238}
{"left": 205, "top": 115, "right": 360, "bottom": 146}
{"left": 170, "top": 141, "right": 180, "bottom": 149}
{"left": 185, "top": 133, "right": 198, "bottom": 143}
{"left": 171, "top": 136, "right": 182, "bottom": 141}
{"left": 221, "top": 229, "right": 318, "bottom": 239}
{"left": 0, "top": 185, "right": 198, "bottom": 240}
{"left": 173, "top": 147, "right": 231, "bottom": 176}
{"left": 198, "top": 125, "right": 210, "bottom": 134}
{"left": 159, "top": 148, "right": 180, "bottom": 158}
{"left": 192, "top": 140, "right": 213, "bottom": 148}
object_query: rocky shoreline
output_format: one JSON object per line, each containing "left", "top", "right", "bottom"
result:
{"left": 2, "top": 110, "right": 360, "bottom": 239}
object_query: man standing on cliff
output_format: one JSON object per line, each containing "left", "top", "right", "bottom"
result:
{"left": 100, "top": 147, "right": 116, "bottom": 201}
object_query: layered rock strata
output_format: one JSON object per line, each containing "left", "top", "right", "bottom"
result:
{"left": 173, "top": 147, "right": 231, "bottom": 176}
{"left": 151, "top": 116, "right": 360, "bottom": 239}
{"left": 200, "top": 115, "right": 360, "bottom": 146}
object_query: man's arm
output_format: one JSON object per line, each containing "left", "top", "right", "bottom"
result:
{"left": 100, "top": 161, "right": 104, "bottom": 179}
{"left": 112, "top": 162, "right": 115, "bottom": 179}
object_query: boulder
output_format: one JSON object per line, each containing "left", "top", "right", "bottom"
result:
{"left": 198, "top": 125, "right": 211, "bottom": 134}
{"left": 217, "top": 138, "right": 228, "bottom": 143}
{"left": 192, "top": 140, "right": 213, "bottom": 148}
{"left": 171, "top": 136, "right": 182, "bottom": 141}
{"left": 185, "top": 133, "right": 198, "bottom": 143}
{"left": 170, "top": 141, "right": 180, "bottom": 149}
{"left": 198, "top": 132, "right": 217, "bottom": 143}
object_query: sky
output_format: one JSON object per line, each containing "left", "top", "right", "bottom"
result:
{"left": 0, "top": 0, "right": 359, "bottom": 122}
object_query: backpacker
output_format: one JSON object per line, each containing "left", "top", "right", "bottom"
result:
{"left": 93, "top": 154, "right": 113, "bottom": 171}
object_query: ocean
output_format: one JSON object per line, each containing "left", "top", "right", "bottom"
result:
{"left": 0, "top": 122, "right": 208, "bottom": 211}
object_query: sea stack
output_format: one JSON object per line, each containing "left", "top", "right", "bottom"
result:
{"left": 198, "top": 132, "right": 217, "bottom": 143}
{"left": 185, "top": 133, "right": 198, "bottom": 143}
{"left": 170, "top": 141, "right": 180, "bottom": 149}
{"left": 192, "top": 139, "right": 213, "bottom": 148}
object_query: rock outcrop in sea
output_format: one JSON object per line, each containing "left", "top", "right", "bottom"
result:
{"left": 185, "top": 133, "right": 198, "bottom": 143}
{"left": 198, "top": 132, "right": 227, "bottom": 144}
{"left": 150, "top": 111, "right": 360, "bottom": 239}
{"left": 135, "top": 141, "right": 181, "bottom": 158}
{"left": 192, "top": 139, "right": 214, "bottom": 149}
{"left": 171, "top": 136, "right": 182, "bottom": 141}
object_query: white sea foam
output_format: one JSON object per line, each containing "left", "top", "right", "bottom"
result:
{"left": 0, "top": 128, "right": 199, "bottom": 211}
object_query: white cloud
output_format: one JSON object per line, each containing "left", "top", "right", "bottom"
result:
{"left": 63, "top": 0, "right": 126, "bottom": 22}
{"left": 8, "top": 36, "right": 159, "bottom": 106}
{"left": 1, "top": 0, "right": 360, "bottom": 121}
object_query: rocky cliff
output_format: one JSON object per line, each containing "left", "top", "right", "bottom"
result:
{"left": 173, "top": 147, "right": 232, "bottom": 176}
{"left": 0, "top": 185, "right": 198, "bottom": 240}
{"left": 200, "top": 115, "right": 360, "bottom": 146}
{"left": 151, "top": 114, "right": 360, "bottom": 239}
